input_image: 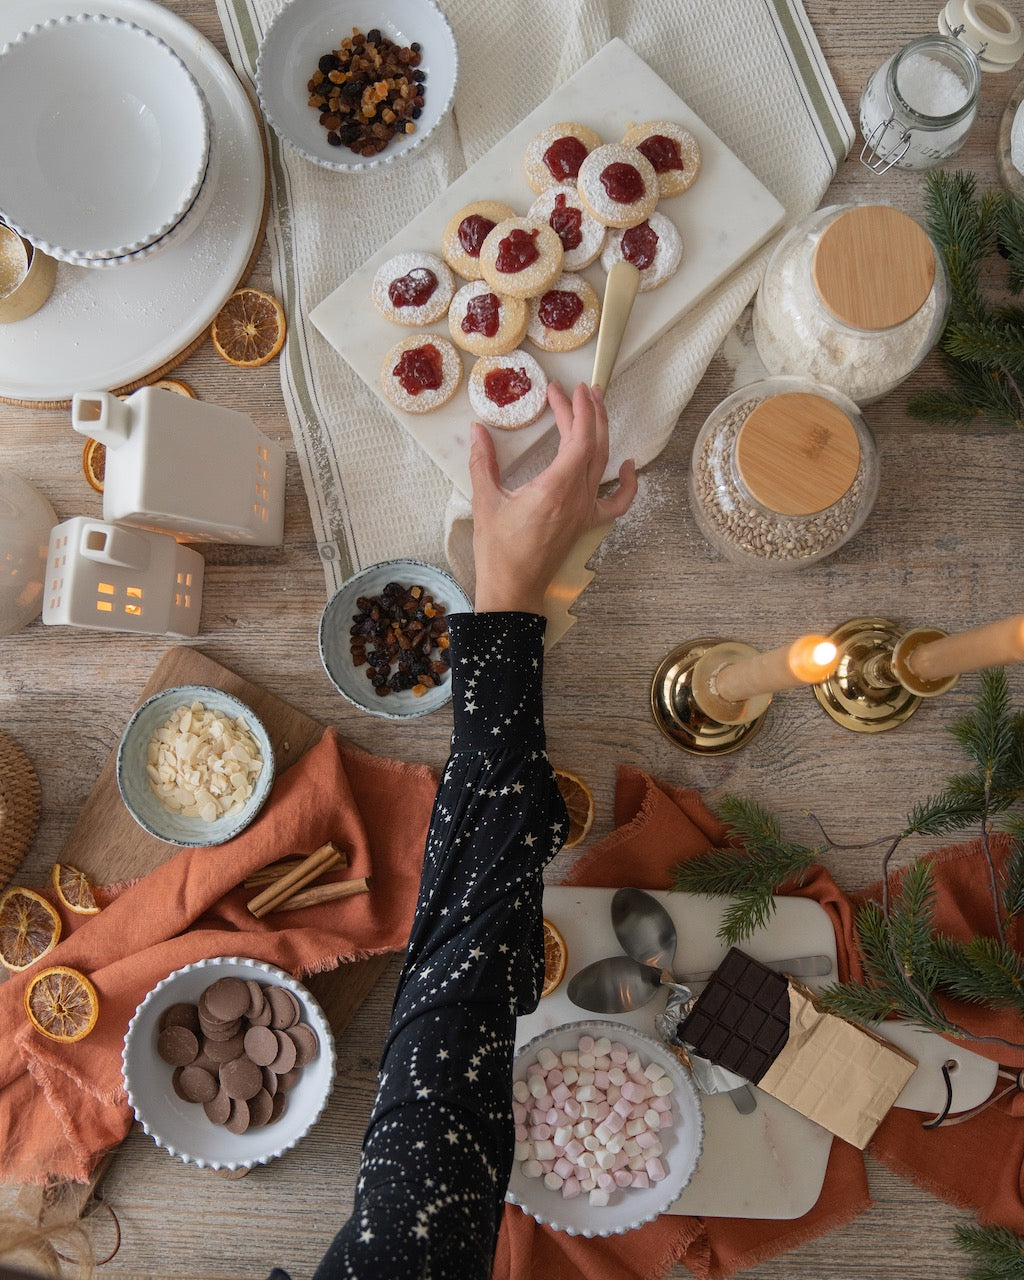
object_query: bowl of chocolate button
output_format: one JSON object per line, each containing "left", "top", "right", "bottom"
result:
{"left": 122, "top": 956, "right": 336, "bottom": 1170}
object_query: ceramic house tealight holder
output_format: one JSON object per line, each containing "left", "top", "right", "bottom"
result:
{"left": 71, "top": 387, "right": 285, "bottom": 546}
{"left": 42, "top": 517, "right": 204, "bottom": 637}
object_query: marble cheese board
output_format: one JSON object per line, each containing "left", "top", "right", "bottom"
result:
{"left": 521, "top": 887, "right": 999, "bottom": 1219}
{"left": 309, "top": 38, "right": 786, "bottom": 498}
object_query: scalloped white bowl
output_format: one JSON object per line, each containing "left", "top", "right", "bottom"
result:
{"left": 0, "top": 14, "right": 211, "bottom": 262}
{"left": 123, "top": 957, "right": 336, "bottom": 1170}
{"left": 506, "top": 1020, "right": 705, "bottom": 1236}
{"left": 116, "top": 684, "right": 275, "bottom": 846}
{"left": 255, "top": 0, "right": 458, "bottom": 173}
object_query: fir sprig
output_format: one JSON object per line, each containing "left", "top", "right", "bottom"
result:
{"left": 906, "top": 169, "right": 1024, "bottom": 430}
{"left": 954, "top": 1222, "right": 1024, "bottom": 1280}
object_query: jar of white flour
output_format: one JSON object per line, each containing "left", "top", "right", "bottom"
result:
{"left": 752, "top": 203, "right": 949, "bottom": 405}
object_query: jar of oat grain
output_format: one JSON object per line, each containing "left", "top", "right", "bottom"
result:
{"left": 752, "top": 203, "right": 949, "bottom": 405}
{"left": 688, "top": 376, "right": 879, "bottom": 572}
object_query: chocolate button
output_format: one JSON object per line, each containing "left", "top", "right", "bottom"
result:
{"left": 261, "top": 1065, "right": 279, "bottom": 1096}
{"left": 243, "top": 1025, "right": 279, "bottom": 1067}
{"left": 286, "top": 1023, "right": 320, "bottom": 1067}
{"left": 198, "top": 1012, "right": 242, "bottom": 1041}
{"left": 178, "top": 1065, "right": 219, "bottom": 1103}
{"left": 265, "top": 985, "right": 300, "bottom": 1030}
{"left": 269, "top": 1092, "right": 287, "bottom": 1122}
{"left": 204, "top": 1031, "right": 246, "bottom": 1064}
{"left": 203, "top": 1088, "right": 232, "bottom": 1126}
{"left": 220, "top": 1055, "right": 263, "bottom": 1101}
{"left": 157, "top": 1025, "right": 199, "bottom": 1067}
{"left": 269, "top": 1029, "right": 297, "bottom": 1075}
{"left": 225, "top": 1097, "right": 251, "bottom": 1134}
{"left": 244, "top": 979, "right": 267, "bottom": 1020}
{"left": 248, "top": 1087, "right": 274, "bottom": 1128}
{"left": 202, "top": 976, "right": 251, "bottom": 1022}
{"left": 160, "top": 1002, "right": 200, "bottom": 1033}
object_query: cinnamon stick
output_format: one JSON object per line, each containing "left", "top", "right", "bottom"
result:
{"left": 244, "top": 849, "right": 349, "bottom": 889}
{"left": 246, "top": 842, "right": 344, "bottom": 918}
{"left": 269, "top": 875, "right": 371, "bottom": 913}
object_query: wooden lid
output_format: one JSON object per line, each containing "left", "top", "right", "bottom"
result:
{"left": 736, "top": 392, "right": 861, "bottom": 515}
{"left": 812, "top": 206, "right": 936, "bottom": 330}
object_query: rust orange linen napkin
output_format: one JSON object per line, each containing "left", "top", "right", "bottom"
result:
{"left": 496, "top": 765, "right": 1024, "bottom": 1280}
{"left": 0, "top": 727, "right": 438, "bottom": 1187}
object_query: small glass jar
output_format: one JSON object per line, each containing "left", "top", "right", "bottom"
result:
{"left": 859, "top": 34, "right": 980, "bottom": 171}
{"left": 752, "top": 203, "right": 950, "bottom": 405}
{"left": 688, "top": 377, "right": 879, "bottom": 572}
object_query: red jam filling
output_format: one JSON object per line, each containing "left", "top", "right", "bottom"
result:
{"left": 600, "top": 162, "right": 644, "bottom": 204}
{"left": 394, "top": 343, "right": 444, "bottom": 395}
{"left": 462, "top": 292, "right": 501, "bottom": 338}
{"left": 620, "top": 221, "right": 659, "bottom": 270}
{"left": 538, "top": 289, "right": 584, "bottom": 331}
{"left": 457, "top": 214, "right": 497, "bottom": 258}
{"left": 548, "top": 193, "right": 583, "bottom": 252}
{"left": 496, "top": 227, "right": 540, "bottom": 274}
{"left": 484, "top": 366, "right": 532, "bottom": 406}
{"left": 542, "top": 135, "right": 589, "bottom": 182}
{"left": 637, "top": 134, "right": 683, "bottom": 174}
{"left": 388, "top": 267, "right": 438, "bottom": 308}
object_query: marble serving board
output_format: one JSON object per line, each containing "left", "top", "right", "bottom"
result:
{"left": 520, "top": 887, "right": 998, "bottom": 1219}
{"left": 310, "top": 38, "right": 786, "bottom": 498}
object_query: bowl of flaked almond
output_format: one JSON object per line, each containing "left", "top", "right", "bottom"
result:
{"left": 116, "top": 685, "right": 275, "bottom": 846}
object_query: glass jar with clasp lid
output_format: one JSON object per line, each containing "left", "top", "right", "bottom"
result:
{"left": 859, "top": 2, "right": 1023, "bottom": 172}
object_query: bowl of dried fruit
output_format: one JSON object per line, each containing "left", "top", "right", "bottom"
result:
{"left": 254, "top": 0, "right": 458, "bottom": 172}
{"left": 116, "top": 685, "right": 275, "bottom": 846}
{"left": 123, "top": 955, "right": 335, "bottom": 1169}
{"left": 319, "top": 558, "right": 471, "bottom": 718}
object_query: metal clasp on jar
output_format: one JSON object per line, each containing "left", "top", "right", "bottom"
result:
{"left": 860, "top": 115, "right": 912, "bottom": 173}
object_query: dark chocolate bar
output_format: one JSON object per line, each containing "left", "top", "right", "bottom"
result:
{"left": 675, "top": 948, "right": 791, "bottom": 1083}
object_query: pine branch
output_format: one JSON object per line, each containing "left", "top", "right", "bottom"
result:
{"left": 904, "top": 788, "right": 988, "bottom": 838}
{"left": 1004, "top": 830, "right": 1024, "bottom": 918}
{"left": 931, "top": 933, "right": 1024, "bottom": 1015}
{"left": 954, "top": 1221, "right": 1024, "bottom": 1279}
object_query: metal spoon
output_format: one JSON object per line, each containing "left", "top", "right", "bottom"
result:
{"left": 611, "top": 886, "right": 835, "bottom": 985}
{"left": 567, "top": 954, "right": 691, "bottom": 1014}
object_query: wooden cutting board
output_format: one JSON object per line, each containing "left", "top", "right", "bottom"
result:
{"left": 60, "top": 644, "right": 391, "bottom": 1037}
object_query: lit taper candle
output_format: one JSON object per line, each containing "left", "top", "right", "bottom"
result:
{"left": 713, "top": 634, "right": 840, "bottom": 703}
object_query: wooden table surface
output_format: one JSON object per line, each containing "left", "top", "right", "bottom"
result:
{"left": 2, "top": 1, "right": 1023, "bottom": 1276}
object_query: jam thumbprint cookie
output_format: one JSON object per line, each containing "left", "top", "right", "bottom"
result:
{"left": 524, "top": 121, "right": 602, "bottom": 194}
{"left": 600, "top": 213, "right": 683, "bottom": 292}
{"left": 528, "top": 184, "right": 606, "bottom": 271}
{"left": 372, "top": 252, "right": 455, "bottom": 326}
{"left": 527, "top": 274, "right": 601, "bottom": 353}
{"left": 621, "top": 121, "right": 702, "bottom": 199}
{"left": 478, "top": 217, "right": 564, "bottom": 300}
{"left": 576, "top": 143, "right": 658, "bottom": 229}
{"left": 381, "top": 335, "right": 463, "bottom": 414}
{"left": 441, "top": 200, "right": 517, "bottom": 281}
{"left": 469, "top": 351, "right": 549, "bottom": 430}
{"left": 448, "top": 280, "right": 528, "bottom": 356}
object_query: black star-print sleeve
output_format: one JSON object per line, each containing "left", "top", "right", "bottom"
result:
{"left": 305, "top": 611, "right": 568, "bottom": 1280}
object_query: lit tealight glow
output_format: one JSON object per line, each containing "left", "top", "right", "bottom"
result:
{"left": 714, "top": 633, "right": 840, "bottom": 704}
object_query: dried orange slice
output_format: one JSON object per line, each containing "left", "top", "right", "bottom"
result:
{"left": 541, "top": 918, "right": 567, "bottom": 997}
{"left": 52, "top": 863, "right": 100, "bottom": 915}
{"left": 210, "top": 288, "right": 286, "bottom": 367}
{"left": 24, "top": 965, "right": 99, "bottom": 1042}
{"left": 150, "top": 377, "right": 196, "bottom": 397}
{"left": 554, "top": 768, "right": 594, "bottom": 849}
{"left": 82, "top": 438, "right": 106, "bottom": 493}
{"left": 0, "top": 886, "right": 61, "bottom": 972}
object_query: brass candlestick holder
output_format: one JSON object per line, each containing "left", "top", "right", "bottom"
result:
{"left": 650, "top": 637, "right": 772, "bottom": 755}
{"left": 812, "top": 616, "right": 958, "bottom": 733}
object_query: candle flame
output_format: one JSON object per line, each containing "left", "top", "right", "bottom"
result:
{"left": 789, "top": 635, "right": 840, "bottom": 683}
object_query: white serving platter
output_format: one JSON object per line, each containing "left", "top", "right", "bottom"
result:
{"left": 0, "top": 0, "right": 266, "bottom": 403}
{"left": 522, "top": 887, "right": 997, "bottom": 1220}
{"left": 310, "top": 38, "right": 786, "bottom": 498}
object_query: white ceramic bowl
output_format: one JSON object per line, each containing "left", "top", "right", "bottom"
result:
{"left": 255, "top": 0, "right": 458, "bottom": 172}
{"left": 506, "top": 1020, "right": 705, "bottom": 1237}
{"left": 123, "top": 956, "right": 336, "bottom": 1170}
{"left": 0, "top": 14, "right": 211, "bottom": 262}
{"left": 116, "top": 684, "right": 275, "bottom": 846}
{"left": 319, "top": 558, "right": 471, "bottom": 719}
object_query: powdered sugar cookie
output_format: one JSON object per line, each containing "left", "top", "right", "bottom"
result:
{"left": 478, "top": 218, "right": 564, "bottom": 300}
{"left": 600, "top": 213, "right": 683, "bottom": 292}
{"left": 527, "top": 273, "right": 600, "bottom": 353}
{"left": 622, "top": 121, "right": 702, "bottom": 198}
{"left": 381, "top": 335, "right": 463, "bottom": 414}
{"left": 448, "top": 280, "right": 528, "bottom": 356}
{"left": 371, "top": 252, "right": 455, "bottom": 326}
{"left": 527, "top": 184, "right": 606, "bottom": 271}
{"left": 576, "top": 143, "right": 658, "bottom": 229}
{"left": 524, "top": 121, "right": 602, "bottom": 193}
{"left": 441, "top": 200, "right": 517, "bottom": 281}
{"left": 469, "top": 351, "right": 549, "bottom": 430}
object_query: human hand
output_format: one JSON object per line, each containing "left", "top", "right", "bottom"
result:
{"left": 468, "top": 380, "right": 637, "bottom": 615}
